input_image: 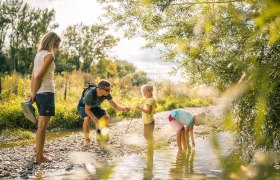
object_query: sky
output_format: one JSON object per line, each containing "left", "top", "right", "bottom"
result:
{"left": 25, "top": 0, "right": 183, "bottom": 82}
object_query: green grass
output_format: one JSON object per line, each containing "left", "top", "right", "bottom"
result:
{"left": 0, "top": 72, "right": 213, "bottom": 131}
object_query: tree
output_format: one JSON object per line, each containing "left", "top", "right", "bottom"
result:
{"left": 0, "top": 0, "right": 57, "bottom": 73}
{"left": 125, "top": 71, "right": 150, "bottom": 86}
{"left": 91, "top": 58, "right": 118, "bottom": 78}
{"left": 116, "top": 60, "right": 136, "bottom": 78}
{"left": 61, "top": 23, "right": 119, "bottom": 72}
{"left": 0, "top": 2, "right": 10, "bottom": 52}
{"left": 98, "top": 0, "right": 280, "bottom": 162}
{"left": 0, "top": 52, "right": 8, "bottom": 73}
{"left": 55, "top": 51, "right": 80, "bottom": 74}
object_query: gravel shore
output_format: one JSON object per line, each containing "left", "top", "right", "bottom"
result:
{"left": 0, "top": 106, "right": 225, "bottom": 179}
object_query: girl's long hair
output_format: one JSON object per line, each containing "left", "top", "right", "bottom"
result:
{"left": 38, "top": 31, "right": 61, "bottom": 52}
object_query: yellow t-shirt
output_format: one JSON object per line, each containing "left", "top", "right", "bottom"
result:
{"left": 142, "top": 98, "right": 156, "bottom": 124}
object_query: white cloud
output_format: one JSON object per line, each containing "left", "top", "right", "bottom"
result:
{"left": 25, "top": 0, "right": 103, "bottom": 33}
{"left": 24, "top": 0, "right": 183, "bottom": 82}
{"left": 112, "top": 39, "right": 183, "bottom": 82}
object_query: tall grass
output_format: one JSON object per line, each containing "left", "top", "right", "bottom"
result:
{"left": 0, "top": 72, "right": 213, "bottom": 131}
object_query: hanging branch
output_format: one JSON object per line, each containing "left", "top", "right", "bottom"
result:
{"left": 160, "top": 0, "right": 244, "bottom": 11}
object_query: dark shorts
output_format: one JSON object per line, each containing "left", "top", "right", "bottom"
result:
{"left": 35, "top": 92, "right": 55, "bottom": 116}
{"left": 77, "top": 106, "right": 107, "bottom": 120}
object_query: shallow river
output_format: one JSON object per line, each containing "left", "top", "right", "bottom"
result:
{"left": 38, "top": 132, "right": 232, "bottom": 179}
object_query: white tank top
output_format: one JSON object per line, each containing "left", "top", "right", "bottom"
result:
{"left": 33, "top": 50, "right": 55, "bottom": 94}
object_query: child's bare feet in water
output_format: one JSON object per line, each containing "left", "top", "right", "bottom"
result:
{"left": 35, "top": 155, "right": 53, "bottom": 164}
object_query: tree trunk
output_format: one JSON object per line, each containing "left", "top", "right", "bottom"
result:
{"left": 64, "top": 73, "right": 68, "bottom": 100}
{"left": 0, "top": 74, "right": 2, "bottom": 100}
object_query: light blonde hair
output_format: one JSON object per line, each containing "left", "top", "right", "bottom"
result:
{"left": 195, "top": 112, "right": 207, "bottom": 125}
{"left": 38, "top": 31, "right": 61, "bottom": 52}
{"left": 141, "top": 82, "right": 157, "bottom": 99}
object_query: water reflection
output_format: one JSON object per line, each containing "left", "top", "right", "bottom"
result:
{"left": 36, "top": 132, "right": 232, "bottom": 179}
{"left": 143, "top": 148, "right": 154, "bottom": 180}
{"left": 169, "top": 149, "right": 197, "bottom": 179}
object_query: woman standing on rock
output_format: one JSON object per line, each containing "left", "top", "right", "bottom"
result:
{"left": 135, "top": 82, "right": 157, "bottom": 151}
{"left": 29, "top": 32, "right": 61, "bottom": 163}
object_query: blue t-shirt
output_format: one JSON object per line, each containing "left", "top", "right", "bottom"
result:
{"left": 171, "top": 109, "right": 195, "bottom": 126}
{"left": 78, "top": 87, "right": 112, "bottom": 108}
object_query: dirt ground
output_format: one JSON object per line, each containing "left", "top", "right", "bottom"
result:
{"left": 0, "top": 106, "right": 225, "bottom": 179}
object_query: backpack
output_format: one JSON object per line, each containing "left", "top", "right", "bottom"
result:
{"left": 81, "top": 83, "right": 97, "bottom": 98}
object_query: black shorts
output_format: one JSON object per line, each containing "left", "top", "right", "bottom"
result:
{"left": 35, "top": 92, "right": 55, "bottom": 116}
{"left": 78, "top": 106, "right": 107, "bottom": 120}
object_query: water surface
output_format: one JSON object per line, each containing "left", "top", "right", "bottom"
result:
{"left": 45, "top": 132, "right": 232, "bottom": 179}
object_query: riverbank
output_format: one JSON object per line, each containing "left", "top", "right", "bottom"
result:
{"left": 0, "top": 106, "right": 225, "bottom": 179}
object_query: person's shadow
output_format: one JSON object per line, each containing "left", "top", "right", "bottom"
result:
{"left": 169, "top": 149, "right": 195, "bottom": 179}
{"left": 143, "top": 147, "right": 154, "bottom": 180}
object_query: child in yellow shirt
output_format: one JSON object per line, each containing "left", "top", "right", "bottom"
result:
{"left": 136, "top": 82, "right": 157, "bottom": 150}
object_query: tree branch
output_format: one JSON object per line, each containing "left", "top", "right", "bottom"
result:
{"left": 172, "top": 0, "right": 244, "bottom": 5}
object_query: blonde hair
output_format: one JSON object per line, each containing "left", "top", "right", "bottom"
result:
{"left": 141, "top": 82, "right": 157, "bottom": 99}
{"left": 195, "top": 112, "right": 207, "bottom": 125}
{"left": 38, "top": 31, "right": 61, "bottom": 52}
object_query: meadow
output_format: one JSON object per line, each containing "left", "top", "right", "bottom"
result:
{"left": 0, "top": 72, "right": 213, "bottom": 141}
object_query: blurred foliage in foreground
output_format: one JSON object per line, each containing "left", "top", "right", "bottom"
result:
{"left": 97, "top": 0, "right": 280, "bottom": 176}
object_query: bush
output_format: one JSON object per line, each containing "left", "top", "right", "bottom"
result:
{"left": 0, "top": 128, "right": 34, "bottom": 141}
{"left": 0, "top": 99, "right": 36, "bottom": 130}
{"left": 0, "top": 72, "right": 213, "bottom": 131}
{"left": 49, "top": 103, "right": 82, "bottom": 129}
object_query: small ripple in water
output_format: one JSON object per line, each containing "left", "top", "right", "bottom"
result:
{"left": 39, "top": 132, "right": 232, "bottom": 179}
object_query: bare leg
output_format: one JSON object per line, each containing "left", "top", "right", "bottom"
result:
{"left": 144, "top": 121, "right": 155, "bottom": 151}
{"left": 190, "top": 125, "right": 195, "bottom": 148}
{"left": 83, "top": 117, "right": 90, "bottom": 144}
{"left": 34, "top": 120, "right": 51, "bottom": 153}
{"left": 181, "top": 127, "right": 186, "bottom": 151}
{"left": 33, "top": 147, "right": 49, "bottom": 153}
{"left": 176, "top": 131, "right": 183, "bottom": 152}
{"left": 185, "top": 126, "right": 191, "bottom": 150}
{"left": 43, "top": 119, "right": 51, "bottom": 146}
{"left": 35, "top": 116, "right": 52, "bottom": 163}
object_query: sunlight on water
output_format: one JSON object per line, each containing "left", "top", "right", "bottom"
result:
{"left": 110, "top": 132, "right": 233, "bottom": 179}
{"left": 68, "top": 151, "right": 96, "bottom": 164}
{"left": 63, "top": 169, "right": 89, "bottom": 179}
{"left": 85, "top": 163, "right": 96, "bottom": 174}
{"left": 123, "top": 133, "right": 146, "bottom": 146}
{"left": 41, "top": 132, "right": 233, "bottom": 179}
